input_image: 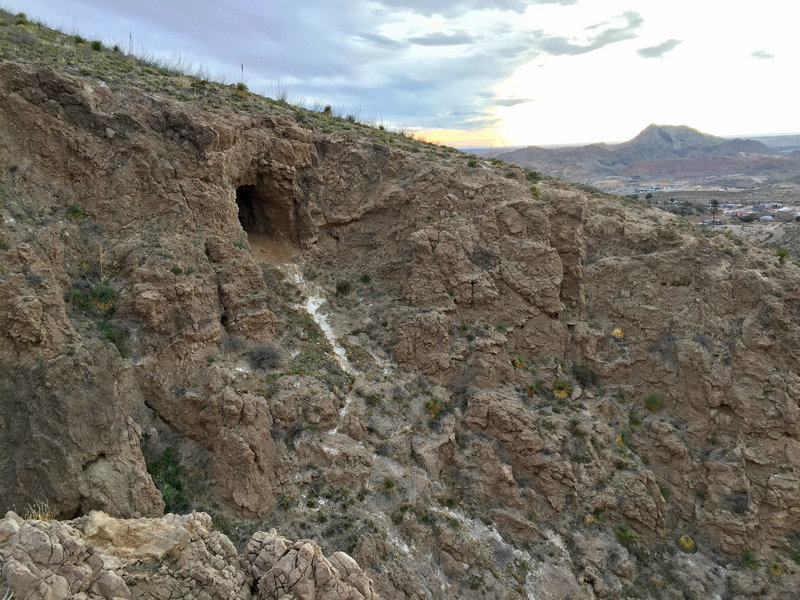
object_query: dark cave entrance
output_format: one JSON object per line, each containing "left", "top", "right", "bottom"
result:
{"left": 235, "top": 184, "right": 299, "bottom": 262}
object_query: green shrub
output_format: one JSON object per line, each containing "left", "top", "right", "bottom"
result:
{"left": 643, "top": 393, "right": 662, "bottom": 411}
{"left": 248, "top": 343, "right": 282, "bottom": 369}
{"left": 0, "top": 237, "right": 8, "bottom": 251}
{"left": 335, "top": 280, "right": 352, "bottom": 295}
{"left": 530, "top": 184, "right": 541, "bottom": 200}
{"left": 424, "top": 397, "right": 441, "bottom": 420}
{"left": 572, "top": 364, "right": 598, "bottom": 387}
{"left": 776, "top": 247, "right": 789, "bottom": 264}
{"left": 67, "top": 204, "right": 85, "bottom": 222}
{"left": 234, "top": 82, "right": 248, "bottom": 98}
{"left": 741, "top": 549, "right": 759, "bottom": 569}
{"left": 99, "top": 319, "right": 128, "bottom": 356}
{"left": 615, "top": 524, "right": 636, "bottom": 545}
{"left": 467, "top": 158, "right": 478, "bottom": 168}
{"left": 525, "top": 170, "right": 542, "bottom": 182}
{"left": 552, "top": 379, "right": 570, "bottom": 399}
{"left": 659, "top": 485, "right": 671, "bottom": 501}
{"left": 359, "top": 273, "right": 371, "bottom": 284}
{"left": 73, "top": 35, "right": 85, "bottom": 45}
{"left": 87, "top": 282, "right": 116, "bottom": 311}
{"left": 148, "top": 447, "right": 190, "bottom": 513}
{"left": 90, "top": 40, "right": 103, "bottom": 51}
{"left": 383, "top": 477, "right": 395, "bottom": 491}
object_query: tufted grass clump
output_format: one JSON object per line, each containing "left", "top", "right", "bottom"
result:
{"left": 769, "top": 561, "right": 783, "bottom": 575}
{"left": 234, "top": 82, "right": 248, "bottom": 98}
{"left": 643, "top": 392, "right": 662, "bottom": 412}
{"left": 678, "top": 535, "right": 695, "bottom": 552}
{"left": 741, "top": 549, "right": 759, "bottom": 569}
{"left": 424, "top": 397, "right": 441, "bottom": 420}
{"left": 335, "top": 280, "right": 352, "bottom": 296}
{"left": 616, "top": 430, "right": 632, "bottom": 446}
{"left": 87, "top": 282, "right": 116, "bottom": 310}
{"left": 552, "top": 379, "right": 570, "bottom": 399}
{"left": 67, "top": 204, "right": 86, "bottom": 222}
{"left": 22, "top": 499, "right": 53, "bottom": 521}
{"left": 615, "top": 524, "right": 636, "bottom": 546}
{"left": 383, "top": 477, "right": 395, "bottom": 492}
{"left": 0, "top": 237, "right": 8, "bottom": 251}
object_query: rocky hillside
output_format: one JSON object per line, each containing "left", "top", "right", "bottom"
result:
{"left": 2, "top": 14, "right": 800, "bottom": 600}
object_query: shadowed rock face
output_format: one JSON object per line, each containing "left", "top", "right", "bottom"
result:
{"left": 1, "top": 59, "right": 800, "bottom": 599}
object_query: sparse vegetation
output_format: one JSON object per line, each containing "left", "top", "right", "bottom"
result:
{"left": 22, "top": 499, "right": 53, "bottom": 521}
{"left": 571, "top": 364, "right": 597, "bottom": 387}
{"left": 643, "top": 392, "right": 662, "bottom": 411}
{"left": 741, "top": 549, "right": 759, "bottom": 569}
{"left": 335, "top": 280, "right": 352, "bottom": 296}
{"left": 147, "top": 447, "right": 190, "bottom": 513}
{"left": 678, "top": 535, "right": 695, "bottom": 552}
{"left": 67, "top": 204, "right": 86, "bottom": 222}
{"left": 234, "top": 82, "right": 248, "bottom": 98}
{"left": 552, "top": 379, "right": 570, "bottom": 399}
{"left": 424, "top": 397, "right": 441, "bottom": 420}
{"left": 248, "top": 342, "right": 282, "bottom": 369}
{"left": 615, "top": 524, "right": 636, "bottom": 545}
{"left": 99, "top": 319, "right": 128, "bottom": 356}
{"left": 87, "top": 282, "right": 116, "bottom": 311}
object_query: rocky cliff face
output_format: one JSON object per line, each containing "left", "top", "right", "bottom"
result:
{"left": 2, "top": 57, "right": 800, "bottom": 600}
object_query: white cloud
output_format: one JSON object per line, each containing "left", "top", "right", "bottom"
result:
{"left": 7, "top": 0, "right": 800, "bottom": 145}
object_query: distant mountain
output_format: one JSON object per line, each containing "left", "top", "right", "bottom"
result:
{"left": 493, "top": 124, "right": 776, "bottom": 183}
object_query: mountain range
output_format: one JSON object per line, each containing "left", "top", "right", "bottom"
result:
{"left": 488, "top": 124, "right": 800, "bottom": 188}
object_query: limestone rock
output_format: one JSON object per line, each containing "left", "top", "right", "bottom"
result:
{"left": 241, "top": 529, "right": 376, "bottom": 599}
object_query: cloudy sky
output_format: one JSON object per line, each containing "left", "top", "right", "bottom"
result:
{"left": 6, "top": 0, "right": 800, "bottom": 147}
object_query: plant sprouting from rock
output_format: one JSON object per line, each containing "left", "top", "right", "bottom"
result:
{"left": 552, "top": 379, "right": 570, "bottom": 399}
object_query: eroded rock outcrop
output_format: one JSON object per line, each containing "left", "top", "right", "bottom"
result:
{"left": 0, "top": 511, "right": 375, "bottom": 600}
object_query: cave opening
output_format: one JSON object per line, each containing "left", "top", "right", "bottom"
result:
{"left": 235, "top": 183, "right": 299, "bottom": 262}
